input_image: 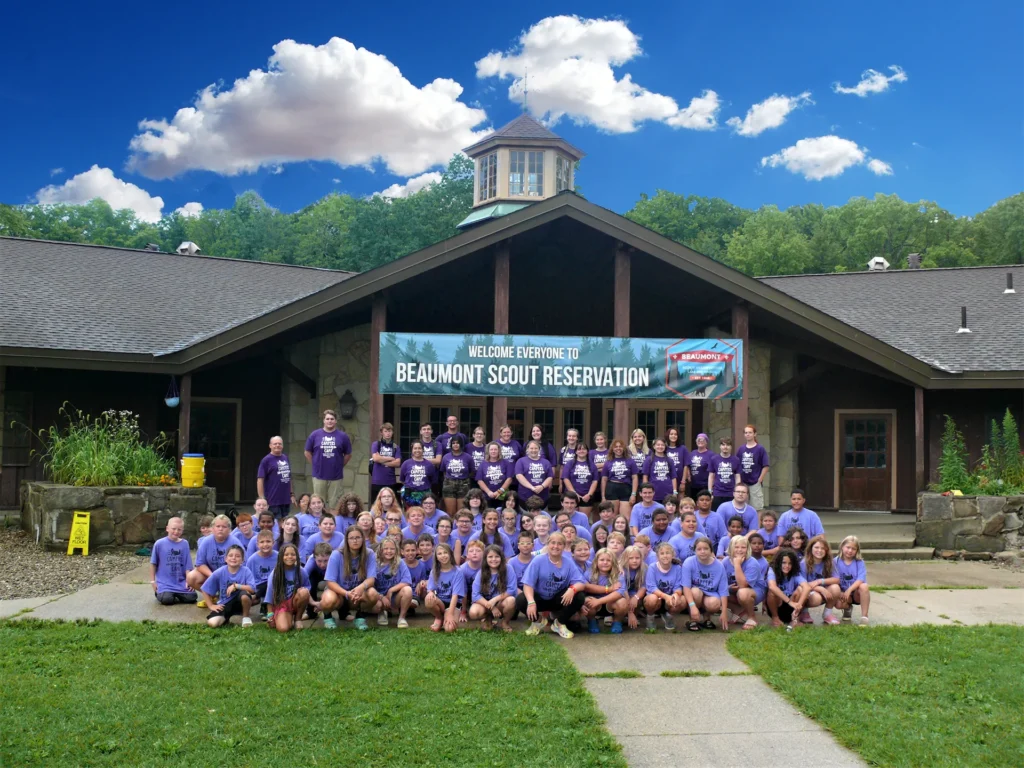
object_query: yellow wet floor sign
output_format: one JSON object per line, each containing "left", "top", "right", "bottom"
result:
{"left": 67, "top": 511, "right": 90, "bottom": 556}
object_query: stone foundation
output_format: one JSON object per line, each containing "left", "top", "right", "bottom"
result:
{"left": 20, "top": 481, "right": 216, "bottom": 551}
{"left": 916, "top": 493, "right": 1024, "bottom": 553}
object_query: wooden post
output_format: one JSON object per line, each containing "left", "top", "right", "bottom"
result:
{"left": 731, "top": 303, "right": 749, "bottom": 448}
{"left": 613, "top": 244, "right": 630, "bottom": 442}
{"left": 492, "top": 243, "right": 510, "bottom": 436}
{"left": 178, "top": 373, "right": 192, "bottom": 462}
{"left": 590, "top": 398, "right": 604, "bottom": 442}
{"left": 915, "top": 386, "right": 925, "bottom": 491}
{"left": 370, "top": 295, "right": 386, "bottom": 438}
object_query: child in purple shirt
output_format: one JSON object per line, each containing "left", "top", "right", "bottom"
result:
{"left": 468, "top": 545, "right": 518, "bottom": 631}
{"left": 150, "top": 517, "right": 196, "bottom": 605}
{"left": 644, "top": 543, "right": 686, "bottom": 630}
{"left": 200, "top": 545, "right": 256, "bottom": 628}
{"left": 834, "top": 535, "right": 870, "bottom": 625}
{"left": 643, "top": 439, "right": 677, "bottom": 502}
{"left": 767, "top": 549, "right": 808, "bottom": 629}
{"left": 681, "top": 537, "right": 729, "bottom": 631}
{"left": 708, "top": 438, "right": 742, "bottom": 510}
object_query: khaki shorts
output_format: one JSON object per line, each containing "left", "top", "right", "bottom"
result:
{"left": 313, "top": 478, "right": 344, "bottom": 511}
{"left": 747, "top": 482, "right": 765, "bottom": 510}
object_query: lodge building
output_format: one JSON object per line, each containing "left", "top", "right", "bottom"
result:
{"left": 1, "top": 115, "right": 1021, "bottom": 513}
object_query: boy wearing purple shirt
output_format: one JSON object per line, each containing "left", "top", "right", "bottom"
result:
{"left": 150, "top": 517, "right": 197, "bottom": 605}
{"left": 370, "top": 426, "right": 402, "bottom": 497}
{"left": 738, "top": 425, "right": 770, "bottom": 509}
{"left": 708, "top": 438, "right": 741, "bottom": 510}
{"left": 776, "top": 490, "right": 825, "bottom": 539}
{"left": 257, "top": 436, "right": 295, "bottom": 519}
{"left": 436, "top": 416, "right": 468, "bottom": 456}
{"left": 304, "top": 410, "right": 352, "bottom": 511}
{"left": 629, "top": 484, "right": 665, "bottom": 534}
{"left": 715, "top": 484, "right": 758, "bottom": 534}
{"left": 201, "top": 545, "right": 256, "bottom": 628}
{"left": 693, "top": 492, "right": 727, "bottom": 552}
{"left": 639, "top": 509, "right": 675, "bottom": 548}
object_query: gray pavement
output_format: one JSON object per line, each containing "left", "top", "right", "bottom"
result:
{"left": 869, "top": 559, "right": 1024, "bottom": 588}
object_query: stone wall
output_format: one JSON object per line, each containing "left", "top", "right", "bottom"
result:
{"left": 917, "top": 493, "right": 1024, "bottom": 554}
{"left": 281, "top": 324, "right": 372, "bottom": 503}
{"left": 21, "top": 481, "right": 216, "bottom": 550}
{"left": 768, "top": 351, "right": 799, "bottom": 505}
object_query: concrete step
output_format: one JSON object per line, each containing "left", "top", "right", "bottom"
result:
{"left": 860, "top": 547, "right": 934, "bottom": 562}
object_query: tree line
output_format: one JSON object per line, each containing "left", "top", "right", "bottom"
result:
{"left": 1, "top": 154, "right": 1020, "bottom": 276}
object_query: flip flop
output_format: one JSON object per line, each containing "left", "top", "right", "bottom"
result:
{"left": 699, "top": 619, "right": 716, "bottom": 630}
{"left": 686, "top": 620, "right": 702, "bottom": 632}
{"left": 742, "top": 619, "right": 758, "bottom": 630}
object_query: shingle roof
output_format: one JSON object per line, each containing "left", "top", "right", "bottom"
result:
{"left": 491, "top": 113, "right": 562, "bottom": 140}
{"left": 760, "top": 265, "right": 1024, "bottom": 372}
{"left": 0, "top": 237, "right": 353, "bottom": 356}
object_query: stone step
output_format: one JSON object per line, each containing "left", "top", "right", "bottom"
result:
{"left": 860, "top": 547, "right": 934, "bottom": 562}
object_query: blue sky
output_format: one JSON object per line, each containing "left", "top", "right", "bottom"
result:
{"left": 2, "top": 1, "right": 1021, "bottom": 223}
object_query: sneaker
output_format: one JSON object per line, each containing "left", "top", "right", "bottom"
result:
{"left": 196, "top": 600, "right": 207, "bottom": 609}
{"left": 603, "top": 616, "right": 613, "bottom": 626}
{"left": 859, "top": 616, "right": 870, "bottom": 626}
{"left": 354, "top": 617, "right": 368, "bottom": 631}
{"left": 377, "top": 611, "right": 389, "bottom": 627}
{"left": 397, "top": 617, "right": 409, "bottom": 629}
{"left": 824, "top": 614, "right": 842, "bottom": 626}
{"left": 645, "top": 613, "right": 657, "bottom": 630}
{"left": 551, "top": 620, "right": 574, "bottom": 639}
{"left": 241, "top": 617, "right": 253, "bottom": 628}
{"left": 265, "top": 611, "right": 274, "bottom": 623}
{"left": 798, "top": 610, "right": 813, "bottom": 625}
{"left": 610, "top": 621, "right": 624, "bottom": 634}
{"left": 323, "top": 617, "right": 337, "bottom": 630}
{"left": 526, "top": 621, "right": 545, "bottom": 636}
{"left": 662, "top": 613, "right": 676, "bottom": 631}
{"left": 588, "top": 618, "right": 601, "bottom": 634}
{"left": 842, "top": 608, "right": 853, "bottom": 622}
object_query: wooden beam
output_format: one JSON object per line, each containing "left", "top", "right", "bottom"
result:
{"left": 731, "top": 303, "right": 749, "bottom": 448}
{"left": 492, "top": 243, "right": 510, "bottom": 435}
{"left": 613, "top": 243, "right": 630, "bottom": 442}
{"left": 370, "top": 295, "right": 386, "bottom": 437}
{"left": 758, "top": 331, "right": 913, "bottom": 386}
{"left": 177, "top": 373, "right": 192, "bottom": 462}
{"left": 274, "top": 353, "right": 317, "bottom": 398}
{"left": 915, "top": 386, "right": 925, "bottom": 492}
{"left": 590, "top": 398, "right": 604, "bottom": 442}
{"left": 770, "top": 361, "right": 832, "bottom": 405}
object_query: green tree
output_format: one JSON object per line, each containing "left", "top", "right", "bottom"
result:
{"left": 724, "top": 205, "right": 813, "bottom": 276}
{"left": 935, "top": 415, "right": 971, "bottom": 492}
{"left": 626, "top": 192, "right": 749, "bottom": 261}
{"left": 0, "top": 204, "right": 30, "bottom": 237}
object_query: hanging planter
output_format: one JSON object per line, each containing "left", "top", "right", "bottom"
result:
{"left": 165, "top": 376, "right": 180, "bottom": 408}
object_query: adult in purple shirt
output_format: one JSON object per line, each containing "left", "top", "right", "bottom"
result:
{"left": 515, "top": 532, "right": 587, "bottom": 638}
{"left": 436, "top": 415, "right": 468, "bottom": 456}
{"left": 562, "top": 444, "right": 599, "bottom": 514}
{"left": 664, "top": 428, "right": 690, "bottom": 489}
{"left": 150, "top": 517, "right": 197, "bottom": 604}
{"left": 514, "top": 441, "right": 554, "bottom": 506}
{"left": 602, "top": 438, "right": 639, "bottom": 518}
{"left": 642, "top": 439, "right": 677, "bottom": 503}
{"left": 257, "top": 436, "right": 295, "bottom": 519}
{"left": 738, "top": 425, "right": 770, "bottom": 509}
{"left": 465, "top": 426, "right": 489, "bottom": 474}
{"left": 304, "top": 409, "right": 352, "bottom": 511}
{"left": 440, "top": 437, "right": 474, "bottom": 517}
{"left": 776, "top": 489, "right": 825, "bottom": 539}
{"left": 715, "top": 484, "right": 759, "bottom": 534}
{"left": 476, "top": 442, "right": 513, "bottom": 508}
{"left": 708, "top": 438, "right": 742, "bottom": 511}
{"left": 370, "top": 422, "right": 402, "bottom": 505}
{"left": 495, "top": 425, "right": 523, "bottom": 464}
{"left": 527, "top": 424, "right": 557, "bottom": 467}
{"left": 687, "top": 433, "right": 714, "bottom": 498}
{"left": 399, "top": 441, "right": 437, "bottom": 509}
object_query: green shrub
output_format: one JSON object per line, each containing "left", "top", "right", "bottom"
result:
{"left": 933, "top": 410, "right": 1024, "bottom": 495}
{"left": 30, "top": 404, "right": 176, "bottom": 486}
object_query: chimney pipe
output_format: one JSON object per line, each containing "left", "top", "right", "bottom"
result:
{"left": 956, "top": 305, "right": 971, "bottom": 334}
{"left": 907, "top": 253, "right": 921, "bottom": 269}
{"left": 1005, "top": 272, "right": 1016, "bottom": 294}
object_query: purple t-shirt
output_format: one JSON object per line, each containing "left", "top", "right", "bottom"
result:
{"left": 370, "top": 440, "right": 402, "bottom": 485}
{"left": 230, "top": 528, "right": 256, "bottom": 551}
{"left": 375, "top": 561, "right": 412, "bottom": 595}
{"left": 509, "top": 555, "right": 533, "bottom": 588}
{"left": 666, "top": 446, "right": 689, "bottom": 479}
{"left": 591, "top": 448, "right": 610, "bottom": 473}
{"left": 266, "top": 565, "right": 311, "bottom": 604}
{"left": 800, "top": 559, "right": 827, "bottom": 581}
{"left": 716, "top": 502, "right": 758, "bottom": 534}
{"left": 688, "top": 450, "right": 713, "bottom": 487}
{"left": 496, "top": 439, "right": 522, "bottom": 463}
{"left": 724, "top": 557, "right": 768, "bottom": 597}
{"left": 440, "top": 452, "right": 473, "bottom": 481}
{"left": 427, "top": 567, "right": 466, "bottom": 602}
{"left": 203, "top": 565, "right": 255, "bottom": 605}
{"left": 522, "top": 555, "right": 585, "bottom": 600}
{"left": 401, "top": 523, "right": 435, "bottom": 540}
{"left": 695, "top": 512, "right": 727, "bottom": 552}
{"left": 558, "top": 444, "right": 579, "bottom": 467}
{"left": 833, "top": 557, "right": 868, "bottom": 590}
{"left": 246, "top": 551, "right": 279, "bottom": 587}
{"left": 768, "top": 569, "right": 806, "bottom": 598}
{"left": 514, "top": 457, "right": 553, "bottom": 503}
{"left": 305, "top": 428, "right": 351, "bottom": 481}
{"left": 709, "top": 454, "right": 742, "bottom": 497}
{"left": 603, "top": 456, "right": 637, "bottom": 484}
{"left": 466, "top": 444, "right": 488, "bottom": 472}
{"left": 258, "top": 453, "right": 292, "bottom": 506}
{"left": 629, "top": 450, "right": 648, "bottom": 474}
{"left": 669, "top": 532, "right": 699, "bottom": 562}
{"left": 562, "top": 459, "right": 598, "bottom": 496}
{"left": 629, "top": 502, "right": 665, "bottom": 532}
{"left": 469, "top": 529, "right": 515, "bottom": 558}
{"left": 298, "top": 531, "right": 344, "bottom": 562}
{"left": 681, "top": 556, "right": 729, "bottom": 598}
{"left": 150, "top": 537, "right": 193, "bottom": 594}
{"left": 737, "top": 443, "right": 770, "bottom": 485}
{"left": 777, "top": 508, "right": 825, "bottom": 539}
{"left": 296, "top": 513, "right": 322, "bottom": 538}
{"left": 757, "top": 527, "right": 780, "bottom": 549}
{"left": 646, "top": 563, "right": 685, "bottom": 595}
{"left": 405, "top": 558, "right": 429, "bottom": 587}
{"left": 400, "top": 459, "right": 436, "bottom": 492}
{"left": 436, "top": 431, "right": 468, "bottom": 456}
{"left": 419, "top": 439, "right": 440, "bottom": 462}
{"left": 621, "top": 566, "right": 645, "bottom": 597}
{"left": 638, "top": 525, "right": 674, "bottom": 548}
{"left": 325, "top": 548, "right": 378, "bottom": 590}
{"left": 643, "top": 455, "right": 676, "bottom": 500}
{"left": 476, "top": 459, "right": 512, "bottom": 494}
{"left": 591, "top": 572, "right": 627, "bottom": 597}
{"left": 196, "top": 535, "right": 234, "bottom": 571}
{"left": 471, "top": 563, "right": 518, "bottom": 602}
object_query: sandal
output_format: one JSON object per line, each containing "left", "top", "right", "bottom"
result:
{"left": 686, "top": 620, "right": 702, "bottom": 632}
{"left": 742, "top": 619, "right": 758, "bottom": 631}
{"left": 430, "top": 619, "right": 442, "bottom": 632}
{"left": 699, "top": 619, "right": 716, "bottom": 630}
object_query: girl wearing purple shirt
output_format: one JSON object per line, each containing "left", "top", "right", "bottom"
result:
{"left": 621, "top": 547, "right": 647, "bottom": 630}
{"left": 644, "top": 543, "right": 686, "bottom": 631}
{"left": 723, "top": 536, "right": 762, "bottom": 630}
{"left": 591, "top": 432, "right": 610, "bottom": 480}
{"left": 373, "top": 538, "right": 413, "bottom": 628}
{"left": 468, "top": 545, "right": 518, "bottom": 631}
{"left": 767, "top": 549, "right": 808, "bottom": 629}
{"left": 476, "top": 442, "right": 513, "bottom": 507}
{"left": 399, "top": 441, "right": 437, "bottom": 510}
{"left": 440, "top": 437, "right": 473, "bottom": 517}
{"left": 602, "top": 438, "right": 639, "bottom": 518}
{"left": 425, "top": 544, "right": 465, "bottom": 633}
{"left": 267, "top": 543, "right": 311, "bottom": 633}
{"left": 664, "top": 428, "right": 689, "bottom": 489}
{"left": 321, "top": 527, "right": 379, "bottom": 631}
{"left": 515, "top": 532, "right": 587, "bottom": 639}
{"left": 466, "top": 427, "right": 488, "bottom": 474}
{"left": 669, "top": 512, "right": 700, "bottom": 563}
{"left": 687, "top": 434, "right": 713, "bottom": 498}
{"left": 629, "top": 429, "right": 650, "bottom": 476}
{"left": 681, "top": 537, "right": 729, "bottom": 632}
{"left": 834, "top": 535, "right": 870, "bottom": 625}
{"left": 469, "top": 508, "right": 516, "bottom": 558}
{"left": 801, "top": 535, "right": 842, "bottom": 625}
{"left": 708, "top": 438, "right": 742, "bottom": 510}
{"left": 496, "top": 425, "right": 523, "bottom": 464}
{"left": 580, "top": 549, "right": 628, "bottom": 634}
{"left": 562, "top": 444, "right": 599, "bottom": 516}
{"left": 298, "top": 515, "right": 343, "bottom": 563}
{"left": 370, "top": 423, "right": 402, "bottom": 505}
{"left": 275, "top": 515, "right": 304, "bottom": 554}
{"left": 643, "top": 438, "right": 677, "bottom": 503}
{"left": 528, "top": 424, "right": 557, "bottom": 467}
{"left": 514, "top": 441, "right": 554, "bottom": 506}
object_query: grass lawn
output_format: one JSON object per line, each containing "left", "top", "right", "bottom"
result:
{"left": 0, "top": 620, "right": 625, "bottom": 767}
{"left": 729, "top": 625, "right": 1024, "bottom": 768}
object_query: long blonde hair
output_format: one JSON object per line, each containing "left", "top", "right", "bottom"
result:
{"left": 838, "top": 535, "right": 863, "bottom": 561}
{"left": 630, "top": 429, "right": 650, "bottom": 456}
{"left": 620, "top": 545, "right": 647, "bottom": 593}
{"left": 589, "top": 547, "right": 622, "bottom": 585}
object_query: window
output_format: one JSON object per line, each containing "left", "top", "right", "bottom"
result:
{"left": 563, "top": 409, "right": 585, "bottom": 441}
{"left": 606, "top": 410, "right": 615, "bottom": 440}
{"left": 398, "top": 406, "right": 421, "bottom": 456}
{"left": 556, "top": 155, "right": 571, "bottom": 192}
{"left": 459, "top": 407, "right": 482, "bottom": 435}
{"left": 506, "top": 408, "right": 526, "bottom": 443}
{"left": 428, "top": 407, "right": 450, "bottom": 441}
{"left": 527, "top": 151, "right": 544, "bottom": 196}
{"left": 478, "top": 153, "right": 497, "bottom": 202}
{"left": 843, "top": 418, "right": 888, "bottom": 469}
{"left": 635, "top": 410, "right": 658, "bottom": 442}
{"left": 665, "top": 411, "right": 686, "bottom": 442}
{"left": 532, "top": 408, "right": 555, "bottom": 446}
{"left": 1, "top": 391, "right": 32, "bottom": 466}
{"left": 509, "top": 151, "right": 525, "bottom": 196}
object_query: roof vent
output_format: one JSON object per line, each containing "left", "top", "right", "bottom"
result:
{"left": 956, "top": 305, "right": 971, "bottom": 334}
{"left": 907, "top": 253, "right": 921, "bottom": 269}
{"left": 176, "top": 241, "right": 201, "bottom": 256}
{"left": 1005, "top": 272, "right": 1016, "bottom": 294}
{"left": 867, "top": 256, "right": 890, "bottom": 271}
{"left": 144, "top": 243, "right": 160, "bottom": 252}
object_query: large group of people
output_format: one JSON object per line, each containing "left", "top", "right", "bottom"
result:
{"left": 149, "top": 412, "right": 870, "bottom": 636}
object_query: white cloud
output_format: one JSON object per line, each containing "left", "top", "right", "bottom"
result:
{"left": 375, "top": 171, "right": 443, "bottom": 198}
{"left": 128, "top": 37, "right": 490, "bottom": 179}
{"left": 331, "top": 178, "right": 341, "bottom": 184}
{"left": 867, "top": 158, "right": 893, "bottom": 176}
{"left": 726, "top": 92, "right": 813, "bottom": 137}
{"left": 174, "top": 201, "right": 204, "bottom": 217}
{"left": 476, "top": 15, "right": 718, "bottom": 132}
{"left": 761, "top": 135, "right": 892, "bottom": 180}
{"left": 36, "top": 165, "right": 165, "bottom": 222}
{"left": 833, "top": 65, "right": 907, "bottom": 97}
{"left": 49, "top": 167, "right": 64, "bottom": 176}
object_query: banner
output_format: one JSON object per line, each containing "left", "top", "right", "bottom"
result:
{"left": 378, "top": 333, "right": 743, "bottom": 399}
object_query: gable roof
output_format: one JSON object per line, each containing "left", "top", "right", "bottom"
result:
{"left": 0, "top": 237, "right": 352, "bottom": 369}
{"left": 760, "top": 265, "right": 1024, "bottom": 373}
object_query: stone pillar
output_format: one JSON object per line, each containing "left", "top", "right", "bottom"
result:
{"left": 492, "top": 242, "right": 510, "bottom": 436}
{"left": 613, "top": 244, "right": 630, "bottom": 441}
{"left": 731, "top": 303, "right": 749, "bottom": 448}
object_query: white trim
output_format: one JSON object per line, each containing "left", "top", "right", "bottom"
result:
{"left": 192, "top": 397, "right": 243, "bottom": 501}
{"left": 833, "top": 409, "right": 897, "bottom": 510}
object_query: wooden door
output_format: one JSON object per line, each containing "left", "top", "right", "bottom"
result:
{"left": 189, "top": 402, "right": 238, "bottom": 503}
{"left": 839, "top": 415, "right": 892, "bottom": 510}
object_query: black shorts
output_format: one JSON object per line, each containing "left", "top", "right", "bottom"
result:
{"left": 207, "top": 592, "right": 246, "bottom": 622}
{"left": 604, "top": 482, "right": 633, "bottom": 502}
{"left": 777, "top": 601, "right": 795, "bottom": 624}
{"left": 255, "top": 582, "right": 269, "bottom": 603}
